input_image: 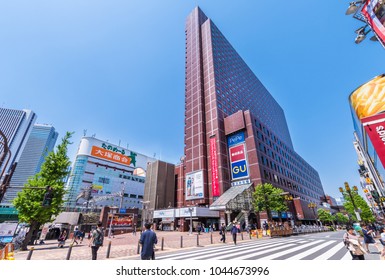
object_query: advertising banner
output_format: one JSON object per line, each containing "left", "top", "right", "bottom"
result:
{"left": 362, "top": 112, "right": 385, "bottom": 168}
{"left": 185, "top": 170, "right": 204, "bottom": 200}
{"left": 227, "top": 135, "right": 249, "bottom": 181}
{"left": 90, "top": 146, "right": 133, "bottom": 166}
{"left": 349, "top": 74, "right": 385, "bottom": 119}
{"left": 107, "top": 213, "right": 133, "bottom": 230}
{"left": 362, "top": 0, "right": 385, "bottom": 47}
{"left": 210, "top": 137, "right": 220, "bottom": 196}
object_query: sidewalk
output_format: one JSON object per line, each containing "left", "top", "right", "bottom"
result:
{"left": 12, "top": 230, "right": 265, "bottom": 260}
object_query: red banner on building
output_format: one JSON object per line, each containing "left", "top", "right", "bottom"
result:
{"left": 362, "top": 112, "right": 385, "bottom": 168}
{"left": 210, "top": 137, "right": 220, "bottom": 196}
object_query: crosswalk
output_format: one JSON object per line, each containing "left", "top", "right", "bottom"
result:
{"left": 155, "top": 237, "right": 361, "bottom": 260}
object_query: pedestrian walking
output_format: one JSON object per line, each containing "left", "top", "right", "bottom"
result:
{"left": 89, "top": 222, "right": 104, "bottom": 260}
{"left": 231, "top": 222, "right": 239, "bottom": 245}
{"left": 57, "top": 229, "right": 67, "bottom": 248}
{"left": 343, "top": 226, "right": 366, "bottom": 260}
{"left": 362, "top": 224, "right": 380, "bottom": 253}
{"left": 139, "top": 223, "right": 158, "bottom": 260}
{"left": 220, "top": 223, "right": 226, "bottom": 243}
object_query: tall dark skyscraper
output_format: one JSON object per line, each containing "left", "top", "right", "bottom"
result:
{"left": 174, "top": 7, "right": 325, "bottom": 229}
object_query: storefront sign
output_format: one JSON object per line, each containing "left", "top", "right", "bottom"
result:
{"left": 91, "top": 146, "right": 136, "bottom": 166}
{"left": 231, "top": 160, "right": 249, "bottom": 180}
{"left": 227, "top": 131, "right": 245, "bottom": 147}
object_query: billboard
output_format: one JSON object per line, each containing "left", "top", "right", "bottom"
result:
{"left": 362, "top": 112, "right": 385, "bottom": 168}
{"left": 90, "top": 146, "right": 134, "bottom": 166}
{"left": 349, "top": 74, "right": 385, "bottom": 119}
{"left": 227, "top": 132, "right": 249, "bottom": 181}
{"left": 362, "top": 0, "right": 385, "bottom": 46}
{"left": 185, "top": 170, "right": 204, "bottom": 200}
{"left": 107, "top": 213, "right": 134, "bottom": 230}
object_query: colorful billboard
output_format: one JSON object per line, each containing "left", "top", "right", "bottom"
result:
{"left": 362, "top": 112, "right": 385, "bottom": 168}
{"left": 185, "top": 170, "right": 204, "bottom": 200}
{"left": 107, "top": 213, "right": 134, "bottom": 229}
{"left": 227, "top": 133, "right": 249, "bottom": 181}
{"left": 362, "top": 0, "right": 385, "bottom": 46}
{"left": 210, "top": 137, "right": 220, "bottom": 196}
{"left": 349, "top": 74, "right": 385, "bottom": 119}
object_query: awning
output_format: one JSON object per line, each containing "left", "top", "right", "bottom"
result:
{"left": 209, "top": 183, "right": 253, "bottom": 211}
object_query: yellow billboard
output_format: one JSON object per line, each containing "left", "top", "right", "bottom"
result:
{"left": 350, "top": 74, "right": 385, "bottom": 119}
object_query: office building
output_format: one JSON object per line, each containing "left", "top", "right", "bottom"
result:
{"left": 153, "top": 7, "right": 325, "bottom": 231}
{"left": 1, "top": 124, "right": 58, "bottom": 206}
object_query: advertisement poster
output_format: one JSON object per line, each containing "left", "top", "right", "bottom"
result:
{"left": 185, "top": 170, "right": 204, "bottom": 200}
{"left": 107, "top": 214, "right": 133, "bottom": 229}
{"left": 362, "top": 112, "right": 385, "bottom": 168}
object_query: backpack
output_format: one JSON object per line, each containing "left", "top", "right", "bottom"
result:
{"left": 94, "top": 229, "right": 104, "bottom": 246}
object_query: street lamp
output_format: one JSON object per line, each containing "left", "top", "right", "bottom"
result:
{"left": 307, "top": 202, "right": 319, "bottom": 226}
{"left": 284, "top": 194, "right": 295, "bottom": 227}
{"left": 339, "top": 182, "right": 361, "bottom": 221}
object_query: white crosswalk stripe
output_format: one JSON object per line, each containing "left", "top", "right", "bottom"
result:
{"left": 156, "top": 238, "right": 357, "bottom": 260}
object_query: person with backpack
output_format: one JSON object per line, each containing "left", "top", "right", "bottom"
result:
{"left": 343, "top": 226, "right": 366, "bottom": 260}
{"left": 89, "top": 221, "right": 104, "bottom": 260}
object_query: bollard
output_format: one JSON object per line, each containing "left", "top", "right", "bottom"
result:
{"left": 196, "top": 234, "right": 199, "bottom": 247}
{"left": 106, "top": 240, "right": 112, "bottom": 258}
{"left": 137, "top": 241, "right": 140, "bottom": 254}
{"left": 249, "top": 232, "right": 252, "bottom": 240}
{"left": 161, "top": 237, "right": 164, "bottom": 251}
{"left": 180, "top": 236, "right": 183, "bottom": 248}
{"left": 27, "top": 247, "right": 34, "bottom": 260}
{"left": 210, "top": 233, "right": 213, "bottom": 244}
{"left": 66, "top": 243, "right": 73, "bottom": 260}
{"left": 241, "top": 233, "right": 244, "bottom": 240}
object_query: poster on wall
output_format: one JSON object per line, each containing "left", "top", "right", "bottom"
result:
{"left": 229, "top": 142, "right": 249, "bottom": 181}
{"left": 210, "top": 137, "right": 220, "bottom": 196}
{"left": 185, "top": 170, "right": 204, "bottom": 200}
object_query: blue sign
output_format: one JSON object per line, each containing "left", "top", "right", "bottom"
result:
{"left": 227, "top": 131, "right": 245, "bottom": 147}
{"left": 119, "top": 208, "right": 127, "bottom": 213}
{"left": 231, "top": 160, "right": 249, "bottom": 180}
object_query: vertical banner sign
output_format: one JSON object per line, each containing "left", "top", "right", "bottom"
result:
{"left": 362, "top": 0, "right": 385, "bottom": 47}
{"left": 210, "top": 137, "right": 220, "bottom": 196}
{"left": 362, "top": 112, "right": 385, "bottom": 169}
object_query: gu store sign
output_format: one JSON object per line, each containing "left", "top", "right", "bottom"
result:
{"left": 362, "top": 112, "right": 385, "bottom": 169}
{"left": 227, "top": 131, "right": 249, "bottom": 181}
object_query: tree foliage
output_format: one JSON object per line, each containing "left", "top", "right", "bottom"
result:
{"left": 13, "top": 132, "right": 73, "bottom": 250}
{"left": 317, "top": 208, "right": 334, "bottom": 225}
{"left": 341, "top": 189, "right": 375, "bottom": 223}
{"left": 334, "top": 212, "right": 349, "bottom": 225}
{"left": 252, "top": 183, "right": 288, "bottom": 221}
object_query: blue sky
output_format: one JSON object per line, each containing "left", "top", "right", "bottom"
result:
{"left": 0, "top": 0, "right": 384, "bottom": 200}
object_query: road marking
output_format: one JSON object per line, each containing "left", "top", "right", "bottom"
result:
{"left": 313, "top": 242, "right": 345, "bottom": 260}
{"left": 285, "top": 240, "right": 334, "bottom": 260}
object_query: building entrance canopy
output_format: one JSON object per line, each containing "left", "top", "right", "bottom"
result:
{"left": 209, "top": 183, "right": 254, "bottom": 211}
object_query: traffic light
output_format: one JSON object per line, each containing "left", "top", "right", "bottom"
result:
{"left": 43, "top": 186, "right": 54, "bottom": 206}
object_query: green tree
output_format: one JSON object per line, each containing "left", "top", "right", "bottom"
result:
{"left": 341, "top": 189, "right": 375, "bottom": 223}
{"left": 13, "top": 132, "right": 73, "bottom": 250}
{"left": 252, "top": 183, "right": 288, "bottom": 222}
{"left": 317, "top": 208, "right": 334, "bottom": 225}
{"left": 334, "top": 212, "right": 349, "bottom": 225}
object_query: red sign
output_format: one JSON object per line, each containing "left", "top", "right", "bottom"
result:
{"left": 229, "top": 144, "right": 246, "bottom": 163}
{"left": 362, "top": 0, "right": 385, "bottom": 47}
{"left": 362, "top": 112, "right": 385, "bottom": 168}
{"left": 210, "top": 137, "right": 220, "bottom": 197}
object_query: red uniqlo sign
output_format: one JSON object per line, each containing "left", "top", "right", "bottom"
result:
{"left": 362, "top": 112, "right": 385, "bottom": 169}
{"left": 229, "top": 144, "right": 246, "bottom": 163}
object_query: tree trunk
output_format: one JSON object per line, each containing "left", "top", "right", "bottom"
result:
{"left": 21, "top": 220, "right": 40, "bottom": 251}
